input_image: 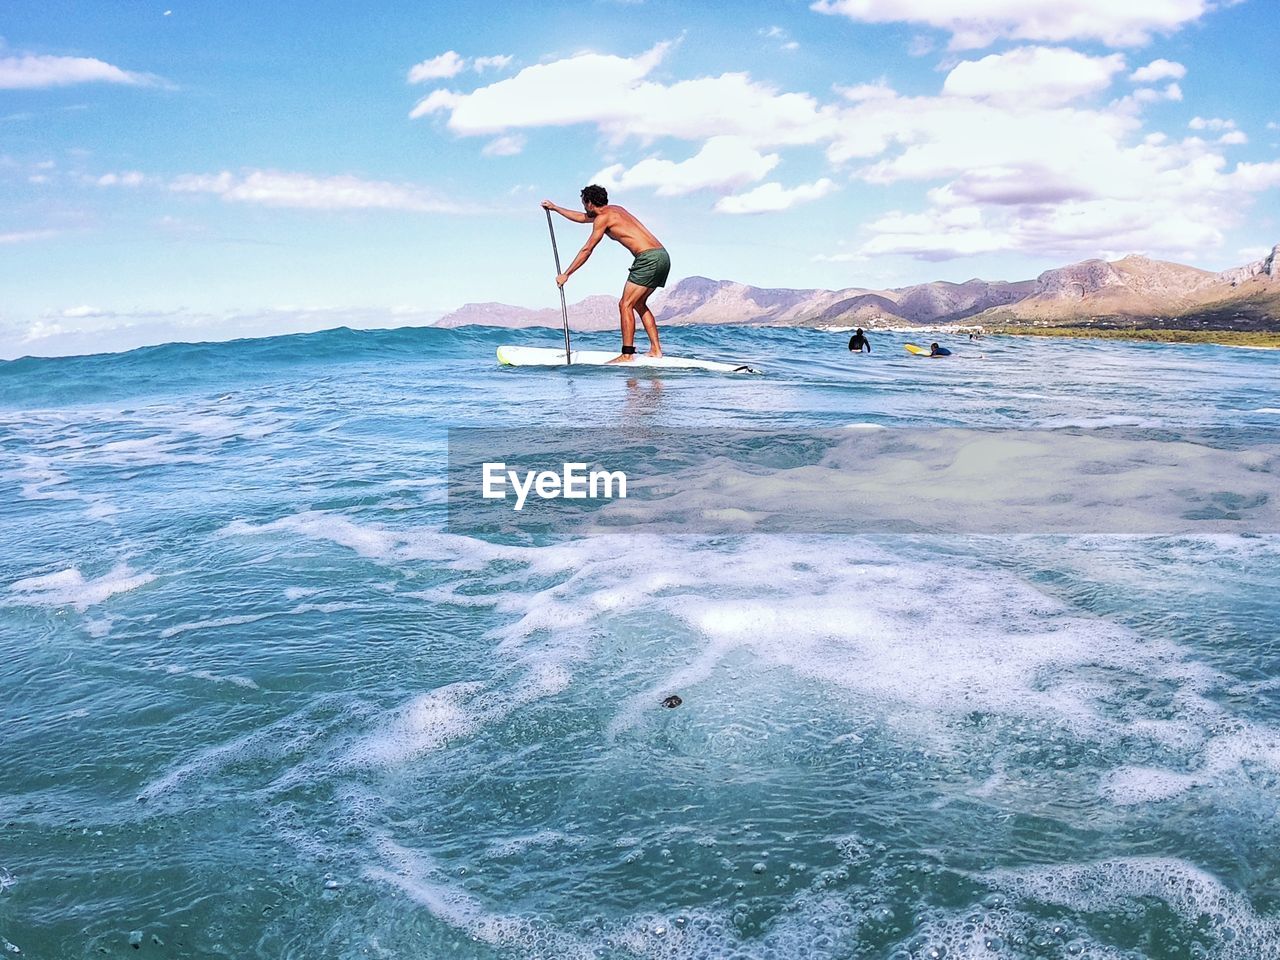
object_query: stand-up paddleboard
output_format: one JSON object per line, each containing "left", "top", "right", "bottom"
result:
{"left": 905, "top": 343, "right": 950, "bottom": 357}
{"left": 497, "top": 345, "right": 760, "bottom": 374}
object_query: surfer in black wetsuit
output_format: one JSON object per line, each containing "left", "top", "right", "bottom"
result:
{"left": 848, "top": 328, "right": 871, "bottom": 353}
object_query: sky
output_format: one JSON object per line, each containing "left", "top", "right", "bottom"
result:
{"left": 1, "top": 0, "right": 1278, "bottom": 357}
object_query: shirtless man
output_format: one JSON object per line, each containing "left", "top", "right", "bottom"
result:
{"left": 542, "top": 185, "right": 669, "bottom": 363}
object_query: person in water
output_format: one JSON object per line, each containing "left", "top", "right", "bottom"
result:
{"left": 848, "top": 328, "right": 871, "bottom": 353}
{"left": 929, "top": 342, "right": 949, "bottom": 357}
{"left": 542, "top": 185, "right": 669, "bottom": 363}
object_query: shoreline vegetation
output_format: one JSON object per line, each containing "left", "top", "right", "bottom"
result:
{"left": 985, "top": 326, "right": 1280, "bottom": 348}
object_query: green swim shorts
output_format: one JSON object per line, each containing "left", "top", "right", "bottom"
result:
{"left": 627, "top": 247, "right": 671, "bottom": 288}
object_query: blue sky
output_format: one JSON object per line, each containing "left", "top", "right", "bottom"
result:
{"left": 1, "top": 0, "right": 1278, "bottom": 357}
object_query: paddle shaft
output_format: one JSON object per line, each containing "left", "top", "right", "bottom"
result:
{"left": 544, "top": 209, "right": 572, "bottom": 364}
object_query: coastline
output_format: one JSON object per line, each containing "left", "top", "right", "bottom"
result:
{"left": 985, "top": 326, "right": 1280, "bottom": 348}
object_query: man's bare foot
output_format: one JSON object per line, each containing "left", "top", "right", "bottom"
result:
{"left": 606, "top": 353, "right": 638, "bottom": 364}
{"left": 646, "top": 349, "right": 663, "bottom": 358}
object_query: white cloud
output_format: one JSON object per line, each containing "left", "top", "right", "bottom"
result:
{"left": 96, "top": 171, "right": 145, "bottom": 187}
{"left": 1130, "top": 58, "right": 1186, "bottom": 83}
{"left": 812, "top": 250, "right": 870, "bottom": 263}
{"left": 817, "top": 76, "right": 1280, "bottom": 261}
{"left": 408, "top": 51, "right": 465, "bottom": 83}
{"left": 409, "top": 89, "right": 463, "bottom": 119}
{"left": 1189, "top": 116, "right": 1235, "bottom": 131}
{"left": 1230, "top": 162, "right": 1280, "bottom": 192}
{"left": 855, "top": 137, "right": 1280, "bottom": 261}
{"left": 419, "top": 42, "right": 839, "bottom": 148}
{"left": 809, "top": 0, "right": 1213, "bottom": 49}
{"left": 409, "top": 52, "right": 511, "bottom": 83}
{"left": 22, "top": 319, "right": 65, "bottom": 343}
{"left": 473, "top": 55, "right": 513, "bottom": 72}
{"left": 0, "top": 229, "right": 58, "bottom": 244}
{"left": 907, "top": 34, "right": 936, "bottom": 57}
{"left": 169, "top": 171, "right": 233, "bottom": 193}
{"left": 760, "top": 26, "right": 800, "bottom": 50}
{"left": 1118, "top": 82, "right": 1182, "bottom": 109}
{"left": 62, "top": 305, "right": 106, "bottom": 318}
{"left": 859, "top": 195, "right": 1225, "bottom": 262}
{"left": 0, "top": 54, "right": 157, "bottom": 89}
{"left": 481, "top": 134, "right": 525, "bottom": 157}
{"left": 1218, "top": 130, "right": 1248, "bottom": 145}
{"left": 407, "top": 40, "right": 1278, "bottom": 257}
{"left": 714, "top": 178, "right": 836, "bottom": 214}
{"left": 594, "top": 136, "right": 780, "bottom": 196}
{"left": 942, "top": 47, "right": 1126, "bottom": 106}
{"left": 168, "top": 170, "right": 466, "bottom": 212}
{"left": 861, "top": 205, "right": 1008, "bottom": 258}
{"left": 835, "top": 80, "right": 895, "bottom": 101}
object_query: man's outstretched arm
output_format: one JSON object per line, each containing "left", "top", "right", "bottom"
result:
{"left": 556, "top": 216, "right": 608, "bottom": 286}
{"left": 541, "top": 200, "right": 590, "bottom": 224}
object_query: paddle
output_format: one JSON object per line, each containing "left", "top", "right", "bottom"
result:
{"left": 544, "top": 209, "right": 573, "bottom": 365}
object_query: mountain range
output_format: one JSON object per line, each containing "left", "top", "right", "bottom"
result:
{"left": 438, "top": 244, "right": 1280, "bottom": 331}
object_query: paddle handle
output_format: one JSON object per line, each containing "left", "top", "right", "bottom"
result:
{"left": 545, "top": 208, "right": 572, "bottom": 364}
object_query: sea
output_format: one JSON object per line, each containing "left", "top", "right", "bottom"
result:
{"left": 2, "top": 323, "right": 1279, "bottom": 959}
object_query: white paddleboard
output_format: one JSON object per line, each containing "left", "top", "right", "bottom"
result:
{"left": 497, "top": 345, "right": 759, "bottom": 373}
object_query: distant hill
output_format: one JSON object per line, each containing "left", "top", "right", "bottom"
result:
{"left": 436, "top": 294, "right": 622, "bottom": 331}
{"left": 436, "top": 244, "right": 1280, "bottom": 331}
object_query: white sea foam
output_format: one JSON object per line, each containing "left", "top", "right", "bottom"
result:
{"left": 84, "top": 499, "right": 120, "bottom": 520}
{"left": 159, "top": 612, "right": 274, "bottom": 639}
{"left": 12, "top": 455, "right": 80, "bottom": 501}
{"left": 224, "top": 511, "right": 1280, "bottom": 812}
{"left": 290, "top": 601, "right": 362, "bottom": 615}
{"left": 1104, "top": 723, "right": 1280, "bottom": 805}
{"left": 93, "top": 434, "right": 216, "bottom": 468}
{"left": 344, "top": 659, "right": 572, "bottom": 769}
{"left": 481, "top": 830, "right": 586, "bottom": 860}
{"left": 84, "top": 615, "right": 114, "bottom": 638}
{"left": 157, "top": 601, "right": 370, "bottom": 641}
{"left": 8, "top": 562, "right": 155, "bottom": 611}
{"left": 222, "top": 513, "right": 406, "bottom": 563}
{"left": 343, "top": 682, "right": 485, "bottom": 768}
{"left": 161, "top": 664, "right": 260, "bottom": 690}
{"left": 222, "top": 510, "right": 535, "bottom": 570}
{"left": 365, "top": 833, "right": 873, "bottom": 960}
{"left": 984, "top": 857, "right": 1280, "bottom": 960}
{"left": 137, "top": 703, "right": 336, "bottom": 803}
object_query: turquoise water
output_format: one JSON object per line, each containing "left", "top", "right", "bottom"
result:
{"left": 2, "top": 325, "right": 1279, "bottom": 959}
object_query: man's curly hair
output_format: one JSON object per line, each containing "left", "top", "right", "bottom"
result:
{"left": 580, "top": 184, "right": 609, "bottom": 207}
